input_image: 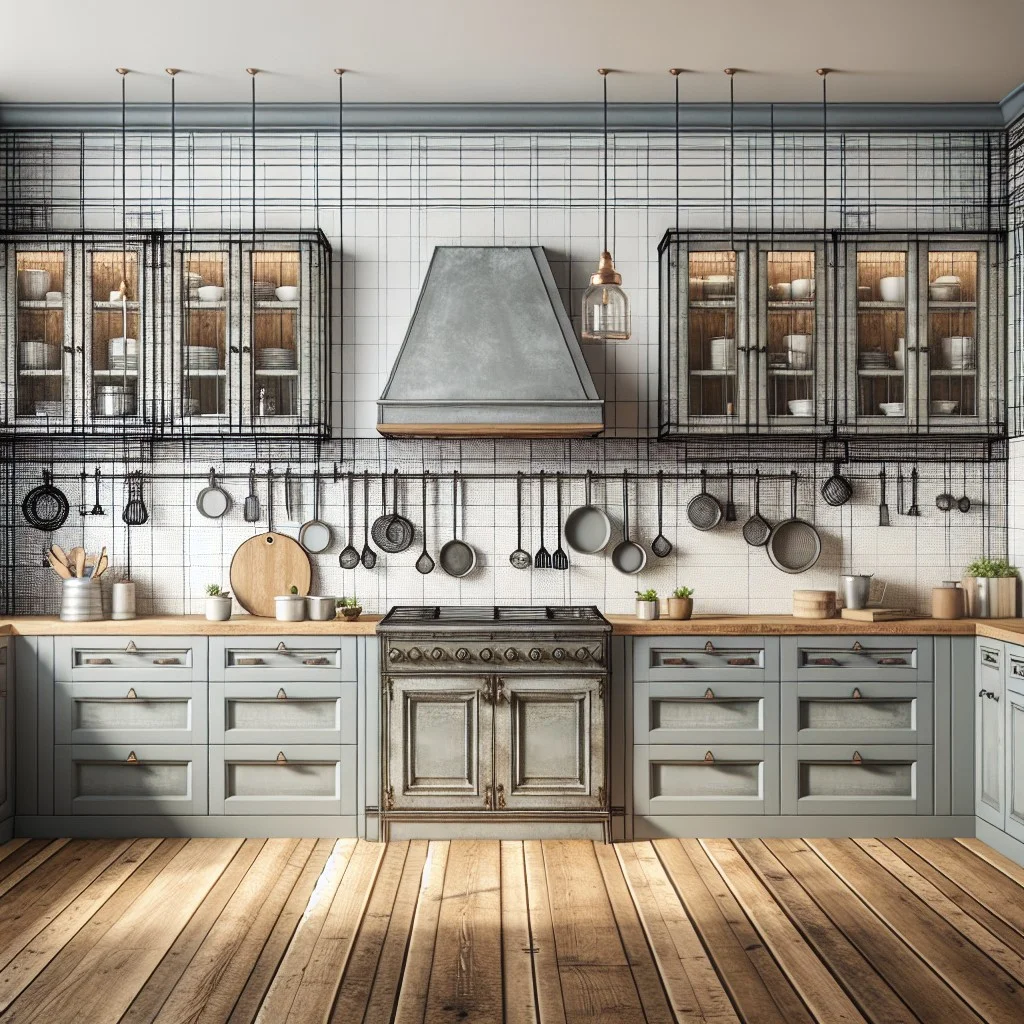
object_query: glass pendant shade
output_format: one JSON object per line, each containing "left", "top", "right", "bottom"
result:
{"left": 582, "top": 250, "right": 630, "bottom": 341}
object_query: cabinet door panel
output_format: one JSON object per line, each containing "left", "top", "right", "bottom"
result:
{"left": 56, "top": 635, "right": 204, "bottom": 682}
{"left": 1006, "top": 684, "right": 1024, "bottom": 843}
{"left": 494, "top": 675, "right": 605, "bottom": 810}
{"left": 975, "top": 641, "right": 1004, "bottom": 828}
{"left": 782, "top": 635, "right": 929, "bottom": 682}
{"left": 635, "top": 636, "right": 775, "bottom": 682}
{"left": 0, "top": 644, "right": 10, "bottom": 822}
{"left": 209, "top": 681, "right": 355, "bottom": 745}
{"left": 636, "top": 680, "right": 777, "bottom": 744}
{"left": 781, "top": 681, "right": 931, "bottom": 745}
{"left": 386, "top": 676, "right": 492, "bottom": 811}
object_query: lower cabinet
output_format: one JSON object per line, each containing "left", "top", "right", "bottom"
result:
{"left": 54, "top": 744, "right": 208, "bottom": 815}
{"left": 209, "top": 745, "right": 356, "bottom": 816}
{"left": 209, "top": 681, "right": 356, "bottom": 745}
{"left": 975, "top": 641, "right": 1004, "bottom": 829}
{"left": 633, "top": 744, "right": 779, "bottom": 815}
{"left": 781, "top": 681, "right": 931, "bottom": 745}
{"left": 1006, "top": 677, "right": 1024, "bottom": 844}
{"left": 635, "top": 680, "right": 778, "bottom": 745}
{"left": 781, "top": 744, "right": 933, "bottom": 815}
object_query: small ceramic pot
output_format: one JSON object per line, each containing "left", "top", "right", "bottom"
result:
{"left": 111, "top": 580, "right": 136, "bottom": 621}
{"left": 205, "top": 596, "right": 233, "bottom": 621}
{"left": 339, "top": 605, "right": 362, "bottom": 622}
{"left": 665, "top": 597, "right": 693, "bottom": 620}
{"left": 635, "top": 600, "right": 658, "bottom": 620}
{"left": 275, "top": 595, "right": 307, "bottom": 622}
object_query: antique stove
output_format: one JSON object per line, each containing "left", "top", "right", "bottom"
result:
{"left": 378, "top": 606, "right": 612, "bottom": 840}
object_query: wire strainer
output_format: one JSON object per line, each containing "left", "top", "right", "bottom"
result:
{"left": 686, "top": 469, "right": 722, "bottom": 532}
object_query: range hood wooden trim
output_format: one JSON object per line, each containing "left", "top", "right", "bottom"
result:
{"left": 376, "top": 423, "right": 605, "bottom": 438}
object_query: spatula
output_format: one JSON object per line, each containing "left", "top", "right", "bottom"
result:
{"left": 534, "top": 471, "right": 551, "bottom": 569}
{"left": 878, "top": 466, "right": 890, "bottom": 527}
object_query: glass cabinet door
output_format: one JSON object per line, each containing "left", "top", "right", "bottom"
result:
{"left": 922, "top": 246, "right": 985, "bottom": 428}
{"left": 13, "top": 248, "right": 70, "bottom": 424}
{"left": 87, "top": 247, "right": 143, "bottom": 421}
{"left": 759, "top": 245, "right": 825, "bottom": 428}
{"left": 181, "top": 250, "right": 232, "bottom": 425}
{"left": 247, "top": 250, "right": 302, "bottom": 427}
{"left": 848, "top": 243, "right": 918, "bottom": 428}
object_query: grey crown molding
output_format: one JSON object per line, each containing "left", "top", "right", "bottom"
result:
{"left": 0, "top": 98, "right": 1018, "bottom": 133}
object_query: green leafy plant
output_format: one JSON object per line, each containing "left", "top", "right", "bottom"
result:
{"left": 671, "top": 586, "right": 694, "bottom": 599}
{"left": 635, "top": 589, "right": 658, "bottom": 602}
{"left": 289, "top": 585, "right": 299, "bottom": 595}
{"left": 337, "top": 596, "right": 360, "bottom": 608}
{"left": 205, "top": 583, "right": 230, "bottom": 598}
{"left": 965, "top": 557, "right": 1019, "bottom": 579}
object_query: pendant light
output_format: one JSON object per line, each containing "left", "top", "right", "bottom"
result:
{"left": 582, "top": 68, "right": 630, "bottom": 342}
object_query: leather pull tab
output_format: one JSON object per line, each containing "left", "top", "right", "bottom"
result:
{"left": 126, "top": 751, "right": 138, "bottom": 763}
{"left": 275, "top": 751, "right": 288, "bottom": 764}
{"left": 126, "top": 687, "right": 138, "bottom": 700}
{"left": 703, "top": 750, "right": 715, "bottom": 764}
{"left": 704, "top": 641, "right": 715, "bottom": 654}
{"left": 852, "top": 687, "right": 862, "bottom": 700}
{"left": 276, "top": 688, "right": 287, "bottom": 700}
{"left": 852, "top": 750, "right": 863, "bottom": 765}
{"left": 125, "top": 641, "right": 138, "bottom": 654}
{"left": 704, "top": 687, "right": 715, "bottom": 700}
{"left": 852, "top": 641, "right": 863, "bottom": 651}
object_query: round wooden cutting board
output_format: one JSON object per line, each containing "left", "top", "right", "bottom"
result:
{"left": 229, "top": 532, "right": 312, "bottom": 617}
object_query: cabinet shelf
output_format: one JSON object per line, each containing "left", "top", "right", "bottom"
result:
{"left": 689, "top": 369, "right": 737, "bottom": 377}
{"left": 17, "top": 369, "right": 63, "bottom": 377}
{"left": 93, "top": 301, "right": 141, "bottom": 311}
{"left": 857, "top": 369, "right": 902, "bottom": 377}
{"left": 858, "top": 301, "right": 905, "bottom": 311}
{"left": 928, "top": 301, "right": 977, "bottom": 310}
{"left": 186, "top": 301, "right": 228, "bottom": 311}
{"left": 768, "top": 300, "right": 815, "bottom": 310}
{"left": 94, "top": 369, "right": 139, "bottom": 377}
{"left": 254, "top": 300, "right": 300, "bottom": 311}
{"left": 929, "top": 368, "right": 977, "bottom": 377}
{"left": 18, "top": 301, "right": 63, "bottom": 310}
{"left": 184, "top": 369, "right": 226, "bottom": 378}
{"left": 768, "top": 368, "right": 814, "bottom": 377}
{"left": 688, "top": 300, "right": 735, "bottom": 309}
{"left": 253, "top": 369, "right": 299, "bottom": 378}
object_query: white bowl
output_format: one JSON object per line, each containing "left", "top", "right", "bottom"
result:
{"left": 879, "top": 402, "right": 905, "bottom": 416}
{"left": 929, "top": 283, "right": 961, "bottom": 301}
{"left": 788, "top": 400, "right": 814, "bottom": 416}
{"left": 17, "top": 268, "right": 50, "bottom": 300}
{"left": 275, "top": 286, "right": 299, "bottom": 302}
{"left": 879, "top": 276, "right": 906, "bottom": 303}
{"left": 790, "top": 278, "right": 815, "bottom": 300}
{"left": 197, "top": 285, "right": 225, "bottom": 302}
{"left": 109, "top": 337, "right": 138, "bottom": 358}
{"left": 931, "top": 400, "right": 958, "bottom": 415}
{"left": 783, "top": 333, "right": 813, "bottom": 353}
{"left": 932, "top": 274, "right": 961, "bottom": 286}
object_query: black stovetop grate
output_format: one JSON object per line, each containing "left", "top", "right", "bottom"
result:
{"left": 381, "top": 605, "right": 607, "bottom": 626}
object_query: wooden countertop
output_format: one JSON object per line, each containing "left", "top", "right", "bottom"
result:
{"left": 0, "top": 613, "right": 1022, "bottom": 642}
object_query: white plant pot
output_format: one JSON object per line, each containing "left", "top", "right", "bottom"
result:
{"left": 205, "top": 596, "right": 233, "bottom": 622}
{"left": 275, "top": 595, "right": 307, "bottom": 622}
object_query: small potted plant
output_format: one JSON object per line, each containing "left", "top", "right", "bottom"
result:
{"left": 337, "top": 596, "right": 362, "bottom": 621}
{"left": 635, "top": 588, "right": 658, "bottom": 620}
{"left": 204, "top": 584, "right": 232, "bottom": 621}
{"left": 665, "top": 586, "right": 694, "bottom": 620}
{"left": 275, "top": 584, "right": 307, "bottom": 622}
{"left": 962, "top": 557, "right": 1020, "bottom": 618}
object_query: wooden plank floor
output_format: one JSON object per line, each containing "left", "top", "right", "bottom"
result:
{"left": 0, "top": 838, "right": 1022, "bottom": 1023}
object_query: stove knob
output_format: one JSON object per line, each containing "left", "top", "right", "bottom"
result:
{"left": 504, "top": 648, "right": 519, "bottom": 662}
{"left": 431, "top": 647, "right": 445, "bottom": 661}
{"left": 529, "top": 648, "right": 543, "bottom": 662}
{"left": 388, "top": 648, "right": 404, "bottom": 662}
{"left": 552, "top": 647, "right": 567, "bottom": 661}
{"left": 406, "top": 647, "right": 423, "bottom": 662}
{"left": 479, "top": 648, "right": 494, "bottom": 662}
{"left": 575, "top": 647, "right": 590, "bottom": 662}
{"left": 455, "top": 647, "right": 470, "bottom": 662}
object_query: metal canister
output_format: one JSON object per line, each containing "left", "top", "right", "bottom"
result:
{"left": 97, "top": 385, "right": 134, "bottom": 417}
{"left": 60, "top": 578, "right": 104, "bottom": 622}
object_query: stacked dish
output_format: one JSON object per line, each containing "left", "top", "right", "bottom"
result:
{"left": 253, "top": 279, "right": 277, "bottom": 302}
{"left": 185, "top": 271, "right": 203, "bottom": 302}
{"left": 709, "top": 337, "right": 736, "bottom": 371}
{"left": 19, "top": 340, "right": 59, "bottom": 369}
{"left": 109, "top": 337, "right": 138, "bottom": 373}
{"left": 929, "top": 275, "right": 961, "bottom": 301}
{"left": 185, "top": 345, "right": 219, "bottom": 371}
{"left": 941, "top": 336, "right": 976, "bottom": 370}
{"left": 34, "top": 400, "right": 62, "bottom": 417}
{"left": 784, "top": 334, "right": 813, "bottom": 369}
{"left": 257, "top": 347, "right": 297, "bottom": 371}
{"left": 931, "top": 400, "right": 959, "bottom": 415}
{"left": 196, "top": 285, "right": 225, "bottom": 302}
{"left": 879, "top": 276, "right": 906, "bottom": 302}
{"left": 704, "top": 274, "right": 735, "bottom": 298}
{"left": 859, "top": 350, "right": 891, "bottom": 371}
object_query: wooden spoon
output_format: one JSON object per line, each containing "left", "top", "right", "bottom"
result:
{"left": 47, "top": 550, "right": 72, "bottom": 579}
{"left": 68, "top": 547, "right": 86, "bottom": 578}
{"left": 94, "top": 548, "right": 109, "bottom": 578}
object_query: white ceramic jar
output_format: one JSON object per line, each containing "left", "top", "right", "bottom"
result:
{"left": 111, "top": 580, "right": 136, "bottom": 620}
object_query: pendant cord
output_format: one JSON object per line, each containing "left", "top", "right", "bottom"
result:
{"left": 120, "top": 70, "right": 127, "bottom": 289}
{"left": 728, "top": 70, "right": 735, "bottom": 248}
{"left": 602, "top": 72, "right": 609, "bottom": 253}
{"left": 674, "top": 73, "right": 680, "bottom": 233}
{"left": 169, "top": 73, "right": 176, "bottom": 235}
{"left": 769, "top": 101, "right": 775, "bottom": 242}
{"left": 251, "top": 72, "right": 257, "bottom": 236}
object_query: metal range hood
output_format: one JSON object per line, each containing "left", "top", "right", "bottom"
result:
{"left": 377, "top": 246, "right": 604, "bottom": 437}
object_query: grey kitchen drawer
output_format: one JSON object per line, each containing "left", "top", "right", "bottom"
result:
{"left": 634, "top": 744, "right": 779, "bottom": 816}
{"left": 633, "top": 636, "right": 779, "bottom": 683}
{"left": 55, "top": 680, "right": 208, "bottom": 745}
{"left": 209, "top": 744, "right": 357, "bottom": 816}
{"left": 54, "top": 743, "right": 208, "bottom": 815}
{"left": 209, "top": 637, "right": 355, "bottom": 683}
{"left": 782, "top": 636, "right": 932, "bottom": 682}
{"left": 209, "top": 680, "right": 356, "bottom": 745}
{"left": 781, "top": 681, "right": 932, "bottom": 745}
{"left": 634, "top": 680, "right": 779, "bottom": 745}
{"left": 780, "top": 744, "right": 933, "bottom": 815}
{"left": 55, "top": 635, "right": 205, "bottom": 682}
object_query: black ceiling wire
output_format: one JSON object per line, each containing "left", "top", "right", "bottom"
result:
{"left": 727, "top": 68, "right": 735, "bottom": 249}
{"left": 601, "top": 69, "right": 609, "bottom": 255}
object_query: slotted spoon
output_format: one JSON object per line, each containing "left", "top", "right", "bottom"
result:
{"left": 360, "top": 470, "right": 376, "bottom": 569}
{"left": 534, "top": 471, "right": 552, "bottom": 569}
{"left": 552, "top": 473, "right": 569, "bottom": 570}
{"left": 742, "top": 469, "right": 772, "bottom": 547}
{"left": 510, "top": 471, "right": 532, "bottom": 569}
{"left": 415, "top": 472, "right": 435, "bottom": 574}
{"left": 339, "top": 473, "right": 360, "bottom": 569}
{"left": 243, "top": 465, "right": 260, "bottom": 522}
{"left": 651, "top": 470, "right": 673, "bottom": 557}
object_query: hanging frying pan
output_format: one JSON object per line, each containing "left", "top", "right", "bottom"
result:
{"left": 299, "top": 468, "right": 332, "bottom": 554}
{"left": 610, "top": 471, "right": 646, "bottom": 575}
{"left": 196, "top": 467, "right": 231, "bottom": 519}
{"left": 564, "top": 470, "right": 612, "bottom": 555}
{"left": 439, "top": 472, "right": 476, "bottom": 578}
{"left": 230, "top": 469, "right": 311, "bottom": 616}
{"left": 22, "top": 470, "right": 70, "bottom": 532}
{"left": 766, "top": 471, "right": 821, "bottom": 574}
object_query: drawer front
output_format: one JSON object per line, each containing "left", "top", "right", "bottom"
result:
{"left": 210, "top": 744, "right": 356, "bottom": 816}
{"left": 781, "top": 681, "right": 932, "bottom": 745}
{"left": 56, "top": 636, "right": 204, "bottom": 682}
{"left": 634, "top": 744, "right": 779, "bottom": 816}
{"left": 210, "top": 681, "right": 356, "bottom": 745}
{"left": 210, "top": 637, "right": 355, "bottom": 682}
{"left": 55, "top": 680, "right": 207, "bottom": 745}
{"left": 634, "top": 636, "right": 778, "bottom": 683}
{"left": 782, "top": 636, "right": 931, "bottom": 682}
{"left": 635, "top": 681, "right": 779, "bottom": 745}
{"left": 55, "top": 744, "right": 208, "bottom": 815}
{"left": 781, "top": 744, "right": 932, "bottom": 815}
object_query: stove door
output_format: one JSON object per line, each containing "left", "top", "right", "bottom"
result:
{"left": 492, "top": 675, "right": 606, "bottom": 811}
{"left": 386, "top": 675, "right": 493, "bottom": 811}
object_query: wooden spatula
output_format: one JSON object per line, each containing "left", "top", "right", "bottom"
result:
{"left": 93, "top": 547, "right": 109, "bottom": 578}
{"left": 68, "top": 546, "right": 86, "bottom": 578}
{"left": 47, "top": 550, "right": 72, "bottom": 579}
{"left": 50, "top": 544, "right": 71, "bottom": 570}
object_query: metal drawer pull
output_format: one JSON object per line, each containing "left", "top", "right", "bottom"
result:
{"left": 982, "top": 650, "right": 999, "bottom": 665}
{"left": 153, "top": 658, "right": 181, "bottom": 666}
{"left": 852, "top": 750, "right": 863, "bottom": 764}
{"left": 84, "top": 658, "right": 112, "bottom": 666}
{"left": 126, "top": 687, "right": 138, "bottom": 700}
{"left": 126, "top": 750, "right": 139, "bottom": 764}
{"left": 275, "top": 751, "right": 288, "bottom": 764}
{"left": 276, "top": 688, "right": 288, "bottom": 700}
{"left": 495, "top": 680, "right": 507, "bottom": 704}
{"left": 703, "top": 750, "right": 715, "bottom": 764}
{"left": 704, "top": 687, "right": 715, "bottom": 700}
{"left": 979, "top": 689, "right": 999, "bottom": 701}
{"left": 276, "top": 642, "right": 288, "bottom": 653}
{"left": 484, "top": 789, "right": 493, "bottom": 809}
{"left": 480, "top": 686, "right": 493, "bottom": 704}
{"left": 852, "top": 688, "right": 862, "bottom": 700}
{"left": 852, "top": 641, "right": 864, "bottom": 651}
{"left": 125, "top": 641, "right": 138, "bottom": 654}
{"left": 302, "top": 657, "right": 329, "bottom": 666}
{"left": 237, "top": 658, "right": 264, "bottom": 666}
{"left": 704, "top": 641, "right": 716, "bottom": 654}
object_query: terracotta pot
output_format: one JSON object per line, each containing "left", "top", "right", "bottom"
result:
{"left": 665, "top": 597, "right": 693, "bottom": 620}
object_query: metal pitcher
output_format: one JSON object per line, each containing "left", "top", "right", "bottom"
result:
{"left": 841, "top": 573, "right": 887, "bottom": 611}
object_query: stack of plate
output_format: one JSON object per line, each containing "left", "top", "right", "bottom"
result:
{"left": 185, "top": 346, "right": 219, "bottom": 371}
{"left": 19, "top": 340, "right": 59, "bottom": 369}
{"left": 109, "top": 337, "right": 138, "bottom": 373}
{"left": 185, "top": 271, "right": 203, "bottom": 302}
{"left": 859, "top": 351, "right": 891, "bottom": 371}
{"left": 257, "top": 347, "right": 297, "bottom": 371}
{"left": 941, "top": 336, "right": 976, "bottom": 370}
{"left": 708, "top": 337, "right": 736, "bottom": 372}
{"left": 253, "top": 279, "right": 277, "bottom": 302}
{"left": 34, "top": 400, "right": 63, "bottom": 417}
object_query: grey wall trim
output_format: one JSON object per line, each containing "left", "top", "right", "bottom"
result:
{"left": 0, "top": 100, "right": 1010, "bottom": 133}
{"left": 1000, "top": 81, "right": 1024, "bottom": 129}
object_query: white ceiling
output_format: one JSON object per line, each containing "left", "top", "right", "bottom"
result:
{"left": 4, "top": 0, "right": 1023, "bottom": 106}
